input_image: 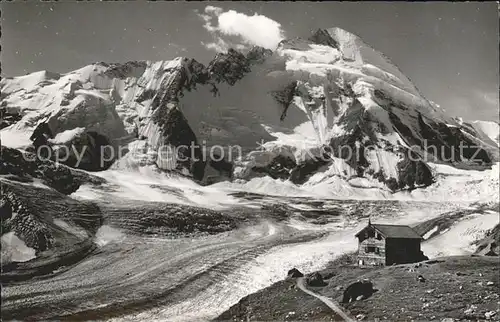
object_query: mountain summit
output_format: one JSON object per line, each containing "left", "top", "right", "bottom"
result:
{"left": 1, "top": 27, "right": 497, "bottom": 192}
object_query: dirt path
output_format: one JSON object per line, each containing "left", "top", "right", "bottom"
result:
{"left": 296, "top": 277, "right": 356, "bottom": 322}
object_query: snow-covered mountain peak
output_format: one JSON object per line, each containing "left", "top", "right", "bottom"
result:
{"left": 1, "top": 27, "right": 497, "bottom": 193}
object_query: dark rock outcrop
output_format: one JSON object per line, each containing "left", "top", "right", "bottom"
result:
{"left": 306, "top": 272, "right": 328, "bottom": 287}
{"left": 147, "top": 49, "right": 272, "bottom": 181}
{"left": 1, "top": 180, "right": 103, "bottom": 253}
{"left": 153, "top": 105, "right": 206, "bottom": 180}
{"left": 270, "top": 81, "right": 298, "bottom": 121}
{"left": 0, "top": 146, "right": 105, "bottom": 194}
{"left": 287, "top": 268, "right": 304, "bottom": 278}
{"left": 1, "top": 180, "right": 103, "bottom": 283}
{"left": 394, "top": 150, "right": 434, "bottom": 191}
{"left": 0, "top": 197, "right": 13, "bottom": 220}
{"left": 246, "top": 46, "right": 273, "bottom": 65}
{"left": 152, "top": 59, "right": 211, "bottom": 109}
{"left": 253, "top": 155, "right": 297, "bottom": 180}
{"left": 51, "top": 130, "right": 116, "bottom": 171}
{"left": 29, "top": 121, "right": 54, "bottom": 159}
{"left": 342, "top": 280, "right": 376, "bottom": 303}
{"left": 290, "top": 157, "right": 330, "bottom": 185}
{"left": 328, "top": 99, "right": 371, "bottom": 172}
{"left": 0, "top": 108, "right": 22, "bottom": 130}
{"left": 208, "top": 48, "right": 252, "bottom": 86}
{"left": 208, "top": 156, "right": 234, "bottom": 179}
{"left": 474, "top": 224, "right": 500, "bottom": 256}
{"left": 149, "top": 59, "right": 211, "bottom": 180}
{"left": 102, "top": 61, "right": 147, "bottom": 79}
{"left": 308, "top": 28, "right": 339, "bottom": 49}
{"left": 417, "top": 113, "right": 491, "bottom": 164}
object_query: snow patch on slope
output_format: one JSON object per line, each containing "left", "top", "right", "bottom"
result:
{"left": 53, "top": 219, "right": 90, "bottom": 239}
{"left": 1, "top": 232, "right": 37, "bottom": 263}
{"left": 72, "top": 166, "right": 243, "bottom": 210}
{"left": 94, "top": 225, "right": 126, "bottom": 247}
{"left": 422, "top": 211, "right": 500, "bottom": 258}
{"left": 216, "top": 161, "right": 499, "bottom": 202}
{"left": 470, "top": 120, "right": 499, "bottom": 146}
{"left": 49, "top": 127, "right": 86, "bottom": 145}
{"left": 396, "top": 162, "right": 500, "bottom": 202}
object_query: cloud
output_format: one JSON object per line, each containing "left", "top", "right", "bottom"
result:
{"left": 201, "top": 38, "right": 229, "bottom": 53}
{"left": 205, "top": 5, "right": 223, "bottom": 16}
{"left": 196, "top": 6, "right": 285, "bottom": 52}
{"left": 475, "top": 89, "right": 499, "bottom": 108}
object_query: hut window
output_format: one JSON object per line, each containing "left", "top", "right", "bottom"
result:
{"left": 365, "top": 246, "right": 380, "bottom": 254}
{"left": 366, "top": 246, "right": 376, "bottom": 253}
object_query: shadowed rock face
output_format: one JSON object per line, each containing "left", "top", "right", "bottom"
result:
{"left": 290, "top": 157, "right": 331, "bottom": 185}
{"left": 208, "top": 49, "right": 251, "bottom": 86}
{"left": 270, "top": 81, "right": 298, "bottom": 121}
{"left": 418, "top": 114, "right": 491, "bottom": 164}
{"left": 475, "top": 224, "right": 500, "bottom": 256}
{"left": 102, "top": 61, "right": 148, "bottom": 79}
{"left": 1, "top": 146, "right": 80, "bottom": 194}
{"left": 0, "top": 146, "right": 105, "bottom": 194}
{"left": 328, "top": 99, "right": 371, "bottom": 174}
{"left": 375, "top": 89, "right": 492, "bottom": 166}
{"left": 153, "top": 102, "right": 205, "bottom": 180}
{"left": 253, "top": 155, "right": 297, "bottom": 180}
{"left": 246, "top": 46, "right": 273, "bottom": 64}
{"left": 48, "top": 130, "right": 116, "bottom": 171}
{"left": 308, "top": 28, "right": 340, "bottom": 49}
{"left": 395, "top": 151, "right": 434, "bottom": 190}
{"left": 0, "top": 108, "right": 22, "bottom": 130}
{"left": 143, "top": 48, "right": 276, "bottom": 180}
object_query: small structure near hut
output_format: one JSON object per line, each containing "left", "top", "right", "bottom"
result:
{"left": 355, "top": 220, "right": 427, "bottom": 266}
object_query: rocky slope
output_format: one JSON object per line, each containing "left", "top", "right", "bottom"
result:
{"left": 215, "top": 255, "right": 499, "bottom": 321}
{"left": 1, "top": 178, "right": 103, "bottom": 281}
{"left": 1, "top": 27, "right": 498, "bottom": 193}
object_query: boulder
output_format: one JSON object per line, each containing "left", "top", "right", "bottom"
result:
{"left": 287, "top": 268, "right": 304, "bottom": 278}
{"left": 342, "top": 280, "right": 376, "bottom": 304}
{"left": 306, "top": 272, "right": 327, "bottom": 287}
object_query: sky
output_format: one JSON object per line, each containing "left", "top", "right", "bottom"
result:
{"left": 1, "top": 1, "right": 498, "bottom": 122}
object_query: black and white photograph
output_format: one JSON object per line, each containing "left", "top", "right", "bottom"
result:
{"left": 1, "top": 1, "right": 499, "bottom": 321}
